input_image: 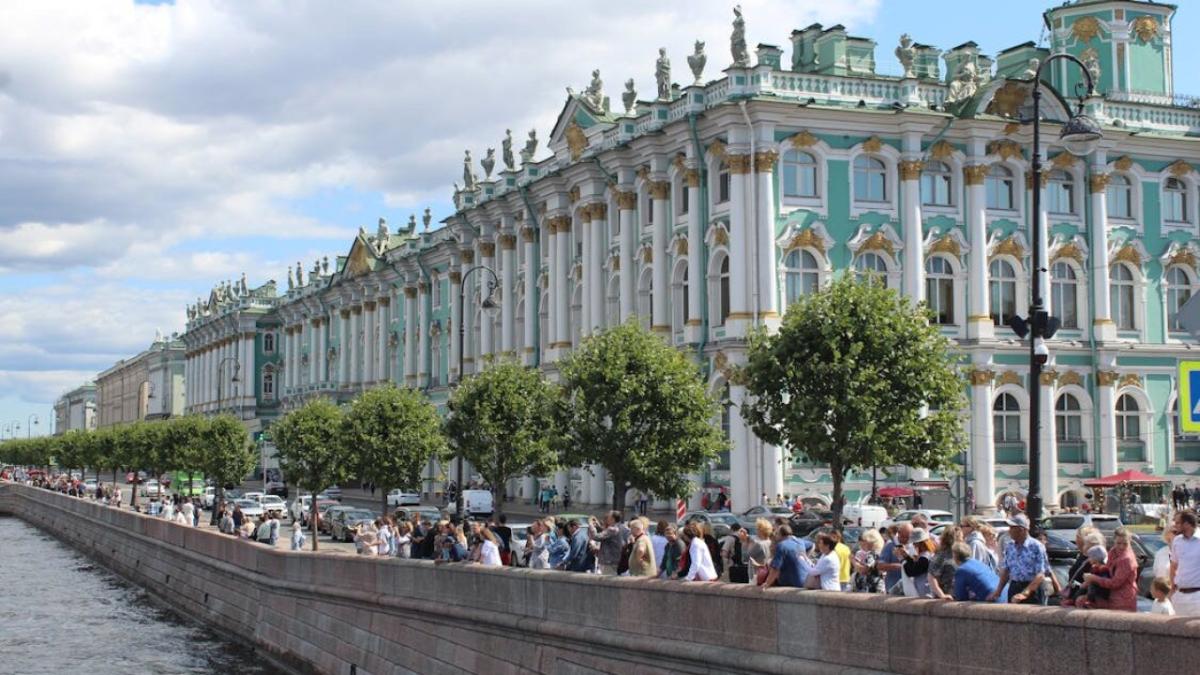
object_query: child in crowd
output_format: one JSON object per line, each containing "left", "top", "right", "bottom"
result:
{"left": 1150, "top": 577, "right": 1175, "bottom": 616}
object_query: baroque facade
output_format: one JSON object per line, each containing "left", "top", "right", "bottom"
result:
{"left": 184, "top": 0, "right": 1200, "bottom": 511}
{"left": 95, "top": 333, "right": 186, "bottom": 429}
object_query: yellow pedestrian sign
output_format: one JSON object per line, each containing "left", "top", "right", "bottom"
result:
{"left": 1179, "top": 361, "right": 1200, "bottom": 433}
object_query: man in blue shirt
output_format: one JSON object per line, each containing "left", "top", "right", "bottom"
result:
{"left": 877, "top": 523, "right": 912, "bottom": 593}
{"left": 986, "top": 514, "right": 1049, "bottom": 605}
{"left": 761, "top": 524, "right": 814, "bottom": 588}
{"left": 951, "top": 542, "right": 999, "bottom": 601}
{"left": 565, "top": 520, "right": 595, "bottom": 572}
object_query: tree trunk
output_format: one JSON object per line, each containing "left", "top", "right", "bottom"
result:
{"left": 830, "top": 465, "right": 845, "bottom": 530}
{"left": 310, "top": 491, "right": 320, "bottom": 551}
{"left": 381, "top": 487, "right": 388, "bottom": 519}
{"left": 611, "top": 476, "right": 626, "bottom": 514}
{"left": 492, "top": 480, "right": 504, "bottom": 518}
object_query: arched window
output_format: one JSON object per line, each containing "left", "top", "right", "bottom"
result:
{"left": 993, "top": 393, "right": 1021, "bottom": 443}
{"left": 1110, "top": 263, "right": 1136, "bottom": 330}
{"left": 672, "top": 263, "right": 688, "bottom": 339}
{"left": 263, "top": 332, "right": 276, "bottom": 353}
{"left": 1051, "top": 262, "right": 1079, "bottom": 329}
{"left": 262, "top": 370, "right": 275, "bottom": 399}
{"left": 921, "top": 160, "right": 953, "bottom": 206}
{"left": 718, "top": 255, "right": 730, "bottom": 324}
{"left": 1116, "top": 394, "right": 1140, "bottom": 441}
{"left": 606, "top": 276, "right": 620, "bottom": 328}
{"left": 924, "top": 256, "right": 955, "bottom": 324}
{"left": 1055, "top": 394, "right": 1082, "bottom": 442}
{"left": 1047, "top": 169, "right": 1076, "bottom": 215}
{"left": 855, "top": 252, "right": 889, "bottom": 287}
{"left": 782, "top": 150, "right": 818, "bottom": 198}
{"left": 989, "top": 259, "right": 1017, "bottom": 326}
{"left": 637, "top": 267, "right": 653, "bottom": 330}
{"left": 1167, "top": 266, "right": 1195, "bottom": 332}
{"left": 1164, "top": 177, "right": 1189, "bottom": 223}
{"left": 716, "top": 161, "right": 731, "bottom": 204}
{"left": 784, "top": 249, "right": 820, "bottom": 305}
{"left": 986, "top": 165, "right": 1015, "bottom": 210}
{"left": 1106, "top": 174, "right": 1133, "bottom": 219}
{"left": 853, "top": 156, "right": 887, "bottom": 202}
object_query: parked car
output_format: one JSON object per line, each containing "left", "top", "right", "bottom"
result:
{"left": 678, "top": 511, "right": 741, "bottom": 538}
{"left": 843, "top": 504, "right": 889, "bottom": 528}
{"left": 234, "top": 499, "right": 265, "bottom": 520}
{"left": 386, "top": 489, "right": 422, "bottom": 507}
{"left": 805, "top": 526, "right": 865, "bottom": 551}
{"left": 330, "top": 509, "right": 377, "bottom": 542}
{"left": 243, "top": 491, "right": 265, "bottom": 503}
{"left": 393, "top": 505, "right": 443, "bottom": 524}
{"left": 1040, "top": 514, "right": 1123, "bottom": 541}
{"left": 463, "top": 489, "right": 494, "bottom": 517}
{"left": 323, "top": 485, "right": 343, "bottom": 501}
{"left": 139, "top": 479, "right": 161, "bottom": 497}
{"left": 300, "top": 499, "right": 339, "bottom": 527}
{"left": 317, "top": 504, "right": 356, "bottom": 534}
{"left": 83, "top": 478, "right": 98, "bottom": 493}
{"left": 737, "top": 505, "right": 795, "bottom": 530}
{"left": 507, "top": 522, "right": 535, "bottom": 567}
{"left": 259, "top": 495, "right": 287, "bottom": 518}
{"left": 202, "top": 487, "right": 217, "bottom": 509}
{"left": 882, "top": 509, "right": 955, "bottom": 528}
{"left": 789, "top": 509, "right": 834, "bottom": 536}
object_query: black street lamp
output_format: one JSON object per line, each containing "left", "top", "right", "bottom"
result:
{"left": 27, "top": 413, "right": 38, "bottom": 438}
{"left": 1008, "top": 55, "right": 1102, "bottom": 524}
{"left": 453, "top": 264, "right": 500, "bottom": 522}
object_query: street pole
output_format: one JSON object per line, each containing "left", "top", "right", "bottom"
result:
{"left": 454, "top": 264, "right": 499, "bottom": 522}
{"left": 27, "top": 413, "right": 38, "bottom": 438}
{"left": 1022, "top": 55, "right": 1100, "bottom": 525}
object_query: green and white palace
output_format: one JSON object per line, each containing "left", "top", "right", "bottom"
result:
{"left": 181, "top": 0, "right": 1200, "bottom": 512}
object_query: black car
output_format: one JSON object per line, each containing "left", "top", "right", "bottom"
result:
{"left": 789, "top": 509, "right": 832, "bottom": 537}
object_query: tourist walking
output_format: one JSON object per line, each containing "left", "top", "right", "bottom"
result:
{"left": 1170, "top": 510, "right": 1200, "bottom": 616}
{"left": 626, "top": 518, "right": 657, "bottom": 577}
{"left": 682, "top": 522, "right": 717, "bottom": 581}
{"left": 986, "top": 514, "right": 1049, "bottom": 605}
{"left": 748, "top": 519, "right": 774, "bottom": 586}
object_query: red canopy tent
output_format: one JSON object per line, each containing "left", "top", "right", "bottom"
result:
{"left": 1082, "top": 470, "right": 1169, "bottom": 488}
{"left": 876, "top": 486, "right": 913, "bottom": 498}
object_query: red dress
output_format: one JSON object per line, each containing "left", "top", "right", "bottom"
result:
{"left": 1091, "top": 545, "right": 1138, "bottom": 612}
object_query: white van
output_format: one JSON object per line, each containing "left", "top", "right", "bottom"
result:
{"left": 844, "top": 504, "right": 888, "bottom": 528}
{"left": 463, "top": 489, "right": 494, "bottom": 517}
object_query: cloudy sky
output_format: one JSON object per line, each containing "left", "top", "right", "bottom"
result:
{"left": 2, "top": 0, "right": 1198, "bottom": 434}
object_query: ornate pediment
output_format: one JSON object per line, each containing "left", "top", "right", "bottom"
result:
{"left": 848, "top": 224, "right": 903, "bottom": 257}
{"left": 343, "top": 235, "right": 380, "bottom": 279}
{"left": 1049, "top": 234, "right": 1088, "bottom": 266}
{"left": 924, "top": 228, "right": 970, "bottom": 258}
{"left": 548, "top": 90, "right": 614, "bottom": 164}
{"left": 987, "top": 231, "right": 1029, "bottom": 261}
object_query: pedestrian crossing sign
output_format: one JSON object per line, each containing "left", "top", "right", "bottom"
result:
{"left": 1179, "top": 361, "right": 1200, "bottom": 433}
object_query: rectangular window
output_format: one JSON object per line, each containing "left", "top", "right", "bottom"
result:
{"left": 1051, "top": 281, "right": 1078, "bottom": 329}
{"left": 679, "top": 185, "right": 689, "bottom": 215}
{"left": 718, "top": 171, "right": 730, "bottom": 204}
{"left": 1111, "top": 285, "right": 1135, "bottom": 330}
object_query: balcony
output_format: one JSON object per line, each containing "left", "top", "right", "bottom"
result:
{"left": 1056, "top": 442, "right": 1087, "bottom": 464}
{"left": 995, "top": 442, "right": 1026, "bottom": 465}
{"left": 1117, "top": 442, "right": 1145, "bottom": 463}
{"left": 1175, "top": 439, "right": 1200, "bottom": 463}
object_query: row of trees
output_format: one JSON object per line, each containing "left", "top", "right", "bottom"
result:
{"left": 0, "top": 415, "right": 254, "bottom": 508}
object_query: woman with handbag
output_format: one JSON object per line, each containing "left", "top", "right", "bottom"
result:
{"left": 749, "top": 519, "right": 774, "bottom": 586}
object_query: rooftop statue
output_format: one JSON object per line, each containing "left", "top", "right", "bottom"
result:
{"left": 482, "top": 148, "right": 495, "bottom": 179}
{"left": 521, "top": 129, "right": 538, "bottom": 164}
{"left": 287, "top": 267, "right": 294, "bottom": 290}
{"left": 423, "top": 207, "right": 433, "bottom": 231}
{"left": 688, "top": 40, "right": 707, "bottom": 85}
{"left": 895, "top": 34, "right": 916, "bottom": 79}
{"left": 946, "top": 61, "right": 980, "bottom": 105}
{"left": 502, "top": 129, "right": 515, "bottom": 170}
{"left": 376, "top": 217, "right": 388, "bottom": 244}
{"left": 322, "top": 256, "right": 329, "bottom": 275}
{"left": 656, "top": 48, "right": 671, "bottom": 101}
{"left": 1021, "top": 57, "right": 1039, "bottom": 80}
{"left": 462, "top": 149, "right": 478, "bottom": 190}
{"left": 731, "top": 6, "right": 749, "bottom": 67}
{"left": 295, "top": 262, "right": 304, "bottom": 286}
{"left": 584, "top": 69, "right": 609, "bottom": 112}
{"left": 622, "top": 78, "right": 637, "bottom": 114}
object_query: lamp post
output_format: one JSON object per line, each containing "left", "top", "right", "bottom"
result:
{"left": 27, "top": 413, "right": 38, "bottom": 438}
{"left": 5, "top": 422, "right": 19, "bottom": 439}
{"left": 1009, "top": 55, "right": 1102, "bottom": 524}
{"left": 453, "top": 264, "right": 500, "bottom": 522}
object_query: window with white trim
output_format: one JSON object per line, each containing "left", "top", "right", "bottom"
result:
{"left": 993, "top": 393, "right": 1021, "bottom": 443}
{"left": 1055, "top": 393, "right": 1082, "bottom": 442}
{"left": 1116, "top": 394, "right": 1140, "bottom": 441}
{"left": 1110, "top": 263, "right": 1136, "bottom": 330}
{"left": 924, "top": 256, "right": 955, "bottom": 325}
{"left": 1051, "top": 262, "right": 1079, "bottom": 329}
{"left": 989, "top": 259, "right": 1017, "bottom": 326}
{"left": 855, "top": 252, "right": 889, "bottom": 288}
{"left": 986, "top": 166, "right": 1015, "bottom": 210}
{"left": 1047, "top": 169, "right": 1076, "bottom": 215}
{"left": 784, "top": 249, "right": 820, "bottom": 305}
{"left": 853, "top": 156, "right": 887, "bottom": 203}
{"left": 1106, "top": 174, "right": 1133, "bottom": 219}
{"left": 782, "top": 150, "right": 819, "bottom": 198}
{"left": 921, "top": 161, "right": 953, "bottom": 206}
{"left": 1167, "top": 265, "right": 1195, "bottom": 332}
{"left": 1164, "top": 177, "right": 1189, "bottom": 223}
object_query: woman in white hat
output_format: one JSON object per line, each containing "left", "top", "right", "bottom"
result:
{"left": 896, "top": 527, "right": 937, "bottom": 597}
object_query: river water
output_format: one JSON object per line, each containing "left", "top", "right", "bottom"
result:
{"left": 0, "top": 516, "right": 284, "bottom": 675}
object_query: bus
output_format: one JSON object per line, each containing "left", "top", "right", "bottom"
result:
{"left": 171, "top": 471, "right": 206, "bottom": 497}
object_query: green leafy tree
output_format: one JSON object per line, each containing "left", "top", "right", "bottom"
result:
{"left": 557, "top": 322, "right": 725, "bottom": 511}
{"left": 182, "top": 415, "right": 252, "bottom": 514}
{"left": 740, "top": 275, "right": 967, "bottom": 524}
{"left": 57, "top": 430, "right": 90, "bottom": 480}
{"left": 344, "top": 384, "right": 448, "bottom": 514}
{"left": 273, "top": 398, "right": 350, "bottom": 550}
{"left": 445, "top": 362, "right": 559, "bottom": 517}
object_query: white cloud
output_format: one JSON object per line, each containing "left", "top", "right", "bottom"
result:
{"left": 0, "top": 0, "right": 879, "bottom": 413}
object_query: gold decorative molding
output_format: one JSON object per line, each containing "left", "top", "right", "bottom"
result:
{"left": 673, "top": 154, "right": 687, "bottom": 173}
{"left": 968, "top": 369, "right": 995, "bottom": 386}
{"left": 1039, "top": 370, "right": 1059, "bottom": 386}
{"left": 565, "top": 121, "right": 589, "bottom": 161}
{"left": 727, "top": 154, "right": 752, "bottom": 175}
{"left": 375, "top": 297, "right": 389, "bottom": 308}
{"left": 1058, "top": 371, "right": 1083, "bottom": 388}
{"left": 859, "top": 231, "right": 894, "bottom": 256}
{"left": 997, "top": 371, "right": 1023, "bottom": 387}
{"left": 787, "top": 228, "right": 826, "bottom": 254}
{"left": 1002, "top": 122, "right": 1021, "bottom": 136}
{"left": 964, "top": 164, "right": 989, "bottom": 186}
{"left": 992, "top": 236, "right": 1025, "bottom": 260}
{"left": 1111, "top": 244, "right": 1142, "bottom": 267}
{"left": 568, "top": 185, "right": 581, "bottom": 203}
{"left": 861, "top": 136, "right": 883, "bottom": 153}
{"left": 461, "top": 249, "right": 475, "bottom": 264}
{"left": 713, "top": 351, "right": 743, "bottom": 385}
{"left": 636, "top": 165, "right": 651, "bottom": 181}
{"left": 1118, "top": 373, "right": 1142, "bottom": 390}
{"left": 642, "top": 248, "right": 653, "bottom": 264}
{"left": 1168, "top": 159, "right": 1194, "bottom": 178}
{"left": 1167, "top": 247, "right": 1197, "bottom": 269}
{"left": 479, "top": 242, "right": 497, "bottom": 258}
{"left": 403, "top": 286, "right": 418, "bottom": 299}
{"left": 1050, "top": 153, "right": 1078, "bottom": 170}
{"left": 416, "top": 282, "right": 429, "bottom": 294}
{"left": 754, "top": 150, "right": 779, "bottom": 173}
{"left": 1089, "top": 173, "right": 1111, "bottom": 193}
{"left": 930, "top": 236, "right": 961, "bottom": 257}
{"left": 1097, "top": 371, "right": 1120, "bottom": 387}
{"left": 363, "top": 300, "right": 377, "bottom": 311}
{"left": 1025, "top": 171, "right": 1048, "bottom": 190}
{"left": 578, "top": 203, "right": 593, "bottom": 221}
{"left": 609, "top": 255, "right": 621, "bottom": 271}
{"left": 1133, "top": 15, "right": 1159, "bottom": 43}
{"left": 448, "top": 271, "right": 462, "bottom": 284}
{"left": 714, "top": 228, "right": 729, "bottom": 246}
{"left": 708, "top": 140, "right": 726, "bottom": 158}
{"left": 1052, "top": 242, "right": 1085, "bottom": 265}
{"left": 929, "top": 140, "right": 954, "bottom": 160}
{"left": 675, "top": 238, "right": 689, "bottom": 255}
{"left": 520, "top": 226, "right": 536, "bottom": 243}
{"left": 498, "top": 233, "right": 517, "bottom": 250}
{"left": 899, "top": 160, "right": 925, "bottom": 181}
{"left": 987, "top": 82, "right": 1029, "bottom": 119}
{"left": 1114, "top": 155, "right": 1134, "bottom": 172}
{"left": 615, "top": 191, "right": 638, "bottom": 210}
{"left": 789, "top": 130, "right": 819, "bottom": 149}
{"left": 987, "top": 139, "right": 1023, "bottom": 161}
{"left": 684, "top": 169, "right": 700, "bottom": 188}
{"left": 592, "top": 203, "right": 608, "bottom": 220}
{"left": 648, "top": 181, "right": 671, "bottom": 200}
{"left": 1072, "top": 16, "right": 1102, "bottom": 43}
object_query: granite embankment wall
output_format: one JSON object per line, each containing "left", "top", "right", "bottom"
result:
{"left": 0, "top": 483, "right": 1194, "bottom": 675}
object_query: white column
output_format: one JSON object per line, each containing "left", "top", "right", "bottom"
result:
{"left": 754, "top": 151, "right": 781, "bottom": 326}
{"left": 589, "top": 204, "right": 607, "bottom": 333}
{"left": 500, "top": 234, "right": 517, "bottom": 353}
{"left": 1034, "top": 177, "right": 1050, "bottom": 305}
{"left": 580, "top": 207, "right": 594, "bottom": 337}
{"left": 650, "top": 181, "right": 670, "bottom": 336}
{"left": 480, "top": 241, "right": 496, "bottom": 359}
{"left": 969, "top": 371, "right": 996, "bottom": 512}
{"left": 589, "top": 465, "right": 607, "bottom": 506}
{"left": 727, "top": 155, "right": 750, "bottom": 336}
{"left": 900, "top": 158, "right": 925, "bottom": 302}
{"left": 1090, "top": 166, "right": 1115, "bottom": 341}
{"left": 417, "top": 281, "right": 430, "bottom": 388}
{"left": 685, "top": 169, "right": 703, "bottom": 342}
{"left": 350, "top": 306, "right": 362, "bottom": 388}
{"left": 363, "top": 301, "right": 376, "bottom": 385}
{"left": 338, "top": 309, "right": 351, "bottom": 385}
{"left": 617, "top": 192, "right": 636, "bottom": 322}
{"left": 554, "top": 470, "right": 569, "bottom": 503}
{"left": 965, "top": 164, "right": 992, "bottom": 339}
{"left": 728, "top": 384, "right": 752, "bottom": 511}
{"left": 376, "top": 299, "right": 389, "bottom": 383}
{"left": 311, "top": 319, "right": 322, "bottom": 386}
{"left": 449, "top": 268, "right": 463, "bottom": 380}
{"left": 1039, "top": 375, "right": 1057, "bottom": 506}
{"left": 404, "top": 287, "right": 418, "bottom": 386}
{"left": 243, "top": 333, "right": 255, "bottom": 410}
{"left": 521, "top": 476, "right": 536, "bottom": 504}
{"left": 522, "top": 226, "right": 538, "bottom": 366}
{"left": 553, "top": 219, "right": 570, "bottom": 357}
{"left": 1097, "top": 374, "right": 1118, "bottom": 476}
{"left": 461, "top": 250, "right": 476, "bottom": 375}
